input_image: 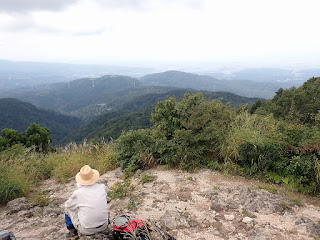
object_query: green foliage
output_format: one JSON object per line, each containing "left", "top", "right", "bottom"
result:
{"left": 257, "top": 185, "right": 279, "bottom": 194}
{"left": 220, "top": 112, "right": 282, "bottom": 162}
{"left": 31, "top": 190, "right": 51, "bottom": 207}
{"left": 0, "top": 141, "right": 118, "bottom": 203}
{"left": 140, "top": 172, "right": 155, "bottom": 184}
{"left": 257, "top": 77, "right": 320, "bottom": 125}
{"left": 115, "top": 129, "right": 155, "bottom": 171}
{"left": 25, "top": 123, "right": 52, "bottom": 152}
{"left": 0, "top": 123, "right": 52, "bottom": 152}
{"left": 0, "top": 171, "right": 31, "bottom": 204}
{"left": 238, "top": 142, "right": 282, "bottom": 174}
{"left": 108, "top": 180, "right": 133, "bottom": 199}
{"left": 249, "top": 99, "right": 263, "bottom": 114}
{"left": 0, "top": 98, "right": 82, "bottom": 145}
{"left": 151, "top": 93, "right": 232, "bottom": 171}
{"left": 127, "top": 198, "right": 142, "bottom": 211}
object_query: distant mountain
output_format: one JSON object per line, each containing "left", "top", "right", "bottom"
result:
{"left": 2, "top": 73, "right": 262, "bottom": 121}
{"left": 0, "top": 59, "right": 153, "bottom": 93}
{"left": 0, "top": 98, "right": 82, "bottom": 145}
{"left": 140, "top": 70, "right": 302, "bottom": 98}
{"left": 1, "top": 75, "right": 151, "bottom": 119}
{"left": 63, "top": 89, "right": 259, "bottom": 143}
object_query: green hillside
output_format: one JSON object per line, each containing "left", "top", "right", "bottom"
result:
{"left": 2, "top": 75, "right": 144, "bottom": 116}
{"left": 0, "top": 98, "right": 82, "bottom": 144}
{"left": 141, "top": 70, "right": 293, "bottom": 99}
{"left": 254, "top": 77, "right": 320, "bottom": 125}
{"left": 63, "top": 89, "right": 259, "bottom": 143}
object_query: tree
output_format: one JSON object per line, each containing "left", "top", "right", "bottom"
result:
{"left": 0, "top": 123, "right": 52, "bottom": 152}
{"left": 25, "top": 123, "right": 52, "bottom": 152}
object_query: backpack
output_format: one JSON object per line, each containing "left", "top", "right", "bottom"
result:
{"left": 0, "top": 230, "right": 16, "bottom": 240}
{"left": 112, "top": 215, "right": 151, "bottom": 240}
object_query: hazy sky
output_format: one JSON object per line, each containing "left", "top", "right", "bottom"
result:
{"left": 0, "top": 0, "right": 320, "bottom": 66}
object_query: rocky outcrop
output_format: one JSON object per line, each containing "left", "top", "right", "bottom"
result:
{"left": 1, "top": 168, "right": 320, "bottom": 240}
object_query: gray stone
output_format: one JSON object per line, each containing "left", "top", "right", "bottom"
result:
{"left": 224, "top": 214, "right": 235, "bottom": 221}
{"left": 248, "top": 229, "right": 272, "bottom": 240}
{"left": 6, "top": 197, "right": 35, "bottom": 214}
{"left": 295, "top": 216, "right": 320, "bottom": 238}
{"left": 242, "top": 217, "right": 253, "bottom": 224}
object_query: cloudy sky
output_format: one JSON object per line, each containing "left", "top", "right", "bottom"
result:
{"left": 0, "top": 0, "right": 320, "bottom": 66}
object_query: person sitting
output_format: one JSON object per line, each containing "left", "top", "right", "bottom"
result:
{"left": 64, "top": 165, "right": 109, "bottom": 239}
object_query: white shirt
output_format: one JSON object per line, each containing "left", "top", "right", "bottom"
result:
{"left": 65, "top": 183, "right": 108, "bottom": 229}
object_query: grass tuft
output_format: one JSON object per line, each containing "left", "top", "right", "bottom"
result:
{"left": 257, "top": 185, "right": 278, "bottom": 194}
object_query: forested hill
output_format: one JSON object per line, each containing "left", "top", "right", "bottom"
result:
{"left": 254, "top": 77, "right": 320, "bottom": 125}
{"left": 63, "top": 89, "right": 259, "bottom": 144}
{"left": 0, "top": 98, "right": 82, "bottom": 144}
{"left": 141, "top": 70, "right": 295, "bottom": 99}
{"left": 1, "top": 75, "right": 143, "bottom": 116}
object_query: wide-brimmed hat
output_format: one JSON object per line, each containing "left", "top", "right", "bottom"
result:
{"left": 75, "top": 165, "right": 100, "bottom": 186}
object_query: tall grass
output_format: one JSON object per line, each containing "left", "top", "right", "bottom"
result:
{"left": 0, "top": 141, "right": 118, "bottom": 203}
{"left": 220, "top": 112, "right": 282, "bottom": 163}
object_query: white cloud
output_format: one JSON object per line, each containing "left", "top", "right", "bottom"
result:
{"left": 0, "top": 0, "right": 319, "bottom": 64}
{"left": 0, "top": 0, "right": 80, "bottom": 13}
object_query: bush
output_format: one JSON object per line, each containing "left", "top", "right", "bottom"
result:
{"left": 115, "top": 129, "right": 155, "bottom": 171}
{"left": 152, "top": 93, "right": 232, "bottom": 170}
{"left": 0, "top": 172, "right": 31, "bottom": 204}
{"left": 238, "top": 142, "right": 282, "bottom": 174}
{"left": 220, "top": 112, "right": 282, "bottom": 163}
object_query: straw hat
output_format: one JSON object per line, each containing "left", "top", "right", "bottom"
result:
{"left": 75, "top": 165, "right": 100, "bottom": 186}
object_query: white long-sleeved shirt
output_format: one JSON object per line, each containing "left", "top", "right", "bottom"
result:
{"left": 65, "top": 183, "right": 108, "bottom": 229}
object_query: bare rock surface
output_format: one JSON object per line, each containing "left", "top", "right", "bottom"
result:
{"left": 1, "top": 167, "right": 320, "bottom": 240}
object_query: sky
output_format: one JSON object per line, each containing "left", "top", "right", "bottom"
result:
{"left": 0, "top": 0, "right": 320, "bottom": 67}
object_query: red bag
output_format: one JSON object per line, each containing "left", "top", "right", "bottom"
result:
{"left": 112, "top": 215, "right": 150, "bottom": 240}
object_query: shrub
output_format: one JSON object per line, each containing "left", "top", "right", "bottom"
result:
{"left": 152, "top": 93, "right": 232, "bottom": 171}
{"left": 115, "top": 129, "right": 155, "bottom": 171}
{"left": 0, "top": 172, "right": 31, "bottom": 204}
{"left": 220, "top": 112, "right": 282, "bottom": 163}
{"left": 238, "top": 142, "right": 282, "bottom": 174}
{"left": 31, "top": 190, "right": 51, "bottom": 207}
{"left": 108, "top": 180, "right": 133, "bottom": 199}
{"left": 140, "top": 172, "right": 155, "bottom": 184}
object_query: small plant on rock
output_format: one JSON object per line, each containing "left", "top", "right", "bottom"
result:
{"left": 140, "top": 172, "right": 155, "bottom": 184}
{"left": 257, "top": 185, "right": 278, "bottom": 194}
{"left": 109, "top": 180, "right": 133, "bottom": 199}
{"left": 31, "top": 190, "right": 51, "bottom": 207}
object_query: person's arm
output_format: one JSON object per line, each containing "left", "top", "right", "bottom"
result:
{"left": 65, "top": 192, "right": 78, "bottom": 211}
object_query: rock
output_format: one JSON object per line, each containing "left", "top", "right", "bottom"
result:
{"left": 239, "top": 188, "right": 289, "bottom": 214}
{"left": 295, "top": 216, "right": 320, "bottom": 238}
{"left": 242, "top": 217, "right": 253, "bottom": 224}
{"left": 6, "top": 197, "right": 36, "bottom": 215}
{"left": 177, "top": 192, "right": 192, "bottom": 201}
{"left": 248, "top": 229, "right": 272, "bottom": 240}
{"left": 211, "top": 197, "right": 238, "bottom": 211}
{"left": 224, "top": 214, "right": 235, "bottom": 221}
{"left": 160, "top": 211, "right": 198, "bottom": 230}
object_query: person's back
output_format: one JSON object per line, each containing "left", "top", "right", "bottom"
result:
{"left": 64, "top": 165, "right": 109, "bottom": 238}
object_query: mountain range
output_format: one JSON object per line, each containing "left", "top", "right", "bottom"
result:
{"left": 0, "top": 72, "right": 261, "bottom": 145}
{"left": 0, "top": 98, "right": 82, "bottom": 144}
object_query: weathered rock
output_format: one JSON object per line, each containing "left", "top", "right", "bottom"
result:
{"left": 224, "top": 214, "right": 235, "bottom": 221}
{"left": 160, "top": 211, "right": 198, "bottom": 230}
{"left": 242, "top": 217, "right": 253, "bottom": 224}
{"left": 1, "top": 169, "right": 320, "bottom": 240}
{"left": 177, "top": 192, "right": 192, "bottom": 202}
{"left": 295, "top": 216, "right": 320, "bottom": 238}
{"left": 6, "top": 197, "right": 36, "bottom": 215}
{"left": 248, "top": 229, "right": 272, "bottom": 240}
{"left": 239, "top": 188, "right": 289, "bottom": 214}
{"left": 211, "top": 197, "right": 238, "bottom": 211}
